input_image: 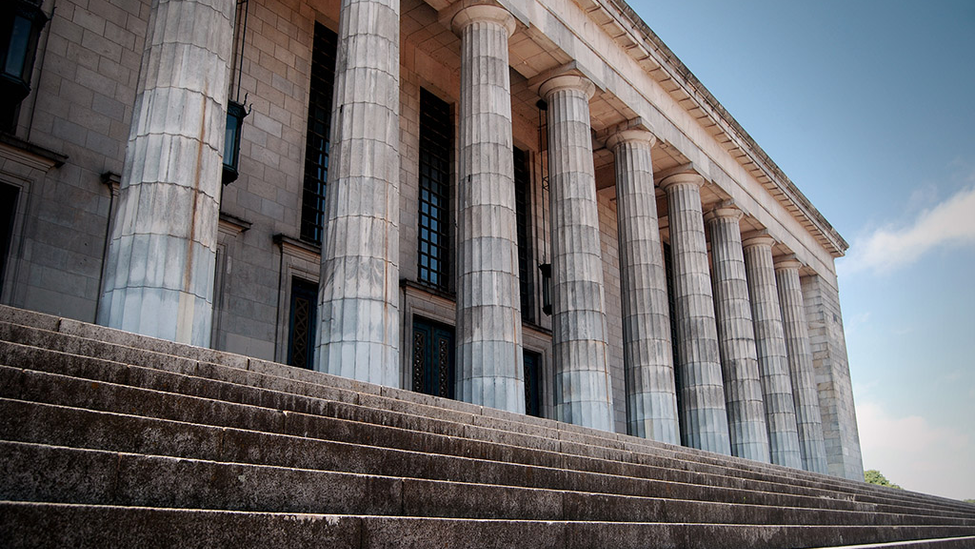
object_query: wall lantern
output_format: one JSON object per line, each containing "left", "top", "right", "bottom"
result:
{"left": 222, "top": 0, "right": 250, "bottom": 185}
{"left": 0, "top": 0, "right": 48, "bottom": 110}
{"left": 538, "top": 263, "right": 552, "bottom": 316}
{"left": 222, "top": 99, "right": 247, "bottom": 184}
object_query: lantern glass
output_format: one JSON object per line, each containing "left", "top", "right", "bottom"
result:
{"left": 0, "top": 1, "right": 47, "bottom": 105}
{"left": 538, "top": 263, "right": 552, "bottom": 316}
{"left": 222, "top": 100, "right": 247, "bottom": 184}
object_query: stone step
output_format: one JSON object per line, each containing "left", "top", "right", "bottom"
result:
{"left": 2, "top": 396, "right": 968, "bottom": 524}
{"left": 5, "top": 439, "right": 970, "bottom": 528}
{"left": 0, "top": 348, "right": 966, "bottom": 520}
{"left": 817, "top": 538, "right": 975, "bottom": 549}
{"left": 3, "top": 501, "right": 975, "bottom": 549}
{"left": 0, "top": 313, "right": 965, "bottom": 516}
{"left": 0, "top": 312, "right": 958, "bottom": 515}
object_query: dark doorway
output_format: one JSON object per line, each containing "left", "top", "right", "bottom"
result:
{"left": 287, "top": 277, "right": 318, "bottom": 370}
{"left": 524, "top": 349, "right": 542, "bottom": 417}
{"left": 411, "top": 317, "right": 455, "bottom": 399}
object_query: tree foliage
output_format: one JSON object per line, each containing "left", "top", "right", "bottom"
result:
{"left": 864, "top": 469, "right": 902, "bottom": 489}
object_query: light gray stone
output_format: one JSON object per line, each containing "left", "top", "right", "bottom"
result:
{"left": 452, "top": 5, "right": 525, "bottom": 413}
{"left": 705, "top": 206, "right": 770, "bottom": 463}
{"left": 660, "top": 173, "right": 730, "bottom": 455}
{"left": 540, "top": 74, "right": 614, "bottom": 433}
{"left": 801, "top": 273, "right": 864, "bottom": 481}
{"left": 742, "top": 235, "right": 802, "bottom": 469}
{"left": 97, "top": 0, "right": 235, "bottom": 347}
{"left": 775, "top": 258, "right": 828, "bottom": 474}
{"left": 316, "top": 0, "right": 402, "bottom": 386}
{"left": 607, "top": 128, "right": 679, "bottom": 444}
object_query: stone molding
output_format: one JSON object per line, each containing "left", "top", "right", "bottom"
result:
{"left": 450, "top": 4, "right": 516, "bottom": 36}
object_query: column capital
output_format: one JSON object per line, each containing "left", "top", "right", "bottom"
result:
{"left": 659, "top": 171, "right": 705, "bottom": 191}
{"left": 539, "top": 73, "right": 595, "bottom": 101}
{"left": 451, "top": 3, "right": 516, "bottom": 36}
{"left": 602, "top": 117, "right": 656, "bottom": 150}
{"left": 774, "top": 254, "right": 804, "bottom": 272}
{"left": 605, "top": 128, "right": 656, "bottom": 151}
{"left": 742, "top": 231, "right": 775, "bottom": 250}
{"left": 703, "top": 201, "right": 742, "bottom": 224}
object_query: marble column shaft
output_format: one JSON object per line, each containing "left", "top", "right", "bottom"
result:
{"left": 453, "top": 5, "right": 525, "bottom": 413}
{"left": 609, "top": 129, "right": 679, "bottom": 443}
{"left": 705, "top": 207, "right": 771, "bottom": 462}
{"left": 661, "top": 173, "right": 731, "bottom": 455}
{"left": 776, "top": 259, "right": 829, "bottom": 474}
{"left": 317, "top": 0, "right": 401, "bottom": 385}
{"left": 743, "top": 236, "right": 802, "bottom": 469}
{"left": 98, "top": 0, "right": 235, "bottom": 346}
{"left": 540, "top": 74, "right": 613, "bottom": 432}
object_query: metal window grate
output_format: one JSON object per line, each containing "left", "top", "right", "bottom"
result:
{"left": 417, "top": 88, "right": 451, "bottom": 289}
{"left": 300, "top": 23, "right": 338, "bottom": 245}
{"left": 513, "top": 147, "right": 534, "bottom": 323}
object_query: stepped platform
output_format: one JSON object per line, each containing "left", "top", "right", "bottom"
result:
{"left": 1, "top": 304, "right": 974, "bottom": 548}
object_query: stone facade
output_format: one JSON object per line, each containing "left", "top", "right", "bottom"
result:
{"left": 0, "top": 0, "right": 862, "bottom": 478}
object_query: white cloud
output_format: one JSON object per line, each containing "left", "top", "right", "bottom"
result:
{"left": 857, "top": 401, "right": 975, "bottom": 500}
{"left": 839, "top": 185, "right": 975, "bottom": 275}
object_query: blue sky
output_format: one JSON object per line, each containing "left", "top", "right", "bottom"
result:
{"left": 629, "top": 0, "right": 975, "bottom": 499}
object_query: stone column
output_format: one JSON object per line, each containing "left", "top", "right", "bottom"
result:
{"left": 607, "top": 127, "right": 679, "bottom": 443}
{"left": 705, "top": 206, "right": 770, "bottom": 462}
{"left": 452, "top": 5, "right": 524, "bottom": 413}
{"left": 742, "top": 235, "right": 802, "bottom": 469}
{"left": 316, "top": 0, "right": 401, "bottom": 385}
{"left": 660, "top": 173, "right": 730, "bottom": 455}
{"left": 97, "top": 0, "right": 235, "bottom": 346}
{"left": 540, "top": 74, "right": 613, "bottom": 432}
{"left": 776, "top": 257, "right": 829, "bottom": 474}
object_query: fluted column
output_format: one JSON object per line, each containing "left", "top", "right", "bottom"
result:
{"left": 705, "top": 206, "right": 770, "bottom": 462}
{"left": 608, "top": 128, "right": 679, "bottom": 443}
{"left": 660, "top": 173, "right": 730, "bottom": 455}
{"left": 452, "top": 5, "right": 524, "bottom": 412}
{"left": 98, "top": 0, "right": 235, "bottom": 346}
{"left": 776, "top": 257, "right": 829, "bottom": 473}
{"left": 316, "top": 0, "right": 401, "bottom": 385}
{"left": 540, "top": 74, "right": 613, "bottom": 431}
{"left": 743, "top": 235, "right": 802, "bottom": 468}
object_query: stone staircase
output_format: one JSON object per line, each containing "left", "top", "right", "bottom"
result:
{"left": 1, "top": 304, "right": 973, "bottom": 548}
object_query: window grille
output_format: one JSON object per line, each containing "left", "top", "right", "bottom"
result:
{"left": 417, "top": 88, "right": 451, "bottom": 289}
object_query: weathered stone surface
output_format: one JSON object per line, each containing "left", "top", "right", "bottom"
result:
{"left": 97, "top": 0, "right": 235, "bottom": 347}
{"left": 608, "top": 127, "right": 680, "bottom": 444}
{"left": 661, "top": 173, "right": 730, "bottom": 455}
{"left": 705, "top": 206, "right": 770, "bottom": 463}
{"left": 316, "top": 0, "right": 402, "bottom": 386}
{"left": 453, "top": 5, "right": 525, "bottom": 413}
{"left": 776, "top": 258, "right": 829, "bottom": 474}
{"left": 540, "top": 74, "right": 614, "bottom": 432}
{"left": 802, "top": 273, "right": 865, "bottom": 481}
{"left": 743, "top": 236, "right": 803, "bottom": 469}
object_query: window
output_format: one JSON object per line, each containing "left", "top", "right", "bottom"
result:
{"left": 287, "top": 277, "right": 318, "bottom": 370}
{"left": 523, "top": 349, "right": 542, "bottom": 417}
{"left": 411, "top": 317, "right": 455, "bottom": 398}
{"left": 417, "top": 88, "right": 451, "bottom": 289}
{"left": 299, "top": 23, "right": 338, "bottom": 245}
{"left": 513, "top": 147, "right": 534, "bottom": 323}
